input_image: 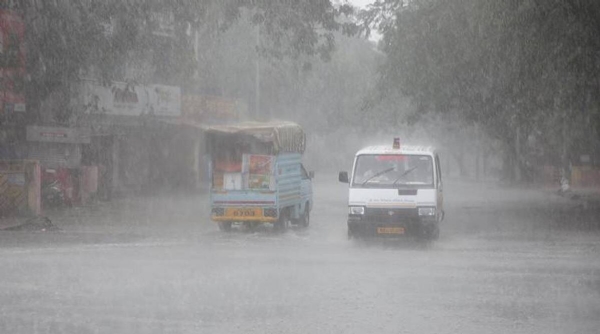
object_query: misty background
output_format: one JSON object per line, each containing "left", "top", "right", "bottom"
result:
{"left": 1, "top": 2, "right": 600, "bottom": 334}
{"left": 11, "top": 0, "right": 597, "bottom": 191}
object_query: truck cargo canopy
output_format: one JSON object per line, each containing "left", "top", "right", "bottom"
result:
{"left": 205, "top": 121, "right": 305, "bottom": 154}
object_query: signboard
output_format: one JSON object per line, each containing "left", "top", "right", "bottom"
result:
{"left": 0, "top": 10, "right": 26, "bottom": 114}
{"left": 26, "top": 125, "right": 91, "bottom": 144}
{"left": 152, "top": 85, "right": 180, "bottom": 116}
{"left": 81, "top": 81, "right": 181, "bottom": 117}
{"left": 0, "top": 160, "right": 41, "bottom": 216}
{"left": 182, "top": 95, "right": 244, "bottom": 124}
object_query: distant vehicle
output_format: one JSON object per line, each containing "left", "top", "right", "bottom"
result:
{"left": 339, "top": 139, "right": 444, "bottom": 240}
{"left": 205, "top": 121, "right": 313, "bottom": 231}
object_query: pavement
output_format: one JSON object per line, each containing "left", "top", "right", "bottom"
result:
{"left": 0, "top": 190, "right": 212, "bottom": 234}
{"left": 0, "top": 216, "right": 32, "bottom": 230}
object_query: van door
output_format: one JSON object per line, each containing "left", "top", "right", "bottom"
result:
{"left": 435, "top": 154, "right": 444, "bottom": 221}
{"left": 300, "top": 164, "right": 313, "bottom": 213}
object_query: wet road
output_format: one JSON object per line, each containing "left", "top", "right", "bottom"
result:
{"left": 1, "top": 177, "right": 599, "bottom": 334}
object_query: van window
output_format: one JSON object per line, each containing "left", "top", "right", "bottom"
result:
{"left": 435, "top": 154, "right": 442, "bottom": 183}
{"left": 300, "top": 164, "right": 309, "bottom": 179}
{"left": 352, "top": 154, "right": 434, "bottom": 188}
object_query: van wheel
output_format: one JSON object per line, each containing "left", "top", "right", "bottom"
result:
{"left": 218, "top": 222, "right": 232, "bottom": 232}
{"left": 274, "top": 210, "right": 289, "bottom": 232}
{"left": 431, "top": 225, "right": 440, "bottom": 240}
{"left": 421, "top": 224, "right": 439, "bottom": 240}
{"left": 298, "top": 205, "right": 310, "bottom": 228}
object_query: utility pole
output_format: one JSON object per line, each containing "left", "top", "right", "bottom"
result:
{"left": 255, "top": 24, "right": 260, "bottom": 120}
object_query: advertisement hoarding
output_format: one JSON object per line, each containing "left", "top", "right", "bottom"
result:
{"left": 81, "top": 81, "right": 181, "bottom": 117}
{"left": 0, "top": 9, "right": 26, "bottom": 114}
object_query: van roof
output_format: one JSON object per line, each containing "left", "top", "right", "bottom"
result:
{"left": 355, "top": 145, "right": 437, "bottom": 156}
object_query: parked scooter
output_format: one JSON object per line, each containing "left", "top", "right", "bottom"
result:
{"left": 42, "top": 179, "right": 65, "bottom": 208}
{"left": 41, "top": 168, "right": 73, "bottom": 208}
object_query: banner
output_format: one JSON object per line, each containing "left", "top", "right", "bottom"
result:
{"left": 243, "top": 154, "right": 275, "bottom": 190}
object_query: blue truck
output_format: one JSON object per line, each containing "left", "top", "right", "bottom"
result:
{"left": 205, "top": 121, "right": 313, "bottom": 231}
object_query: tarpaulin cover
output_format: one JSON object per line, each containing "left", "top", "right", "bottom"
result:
{"left": 205, "top": 121, "right": 305, "bottom": 154}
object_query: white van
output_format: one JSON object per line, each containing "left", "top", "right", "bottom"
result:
{"left": 339, "top": 142, "right": 444, "bottom": 240}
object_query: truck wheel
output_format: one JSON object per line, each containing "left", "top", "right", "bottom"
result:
{"left": 298, "top": 206, "right": 310, "bottom": 228}
{"left": 244, "top": 222, "right": 259, "bottom": 231}
{"left": 274, "top": 210, "right": 289, "bottom": 232}
{"left": 218, "top": 222, "right": 232, "bottom": 232}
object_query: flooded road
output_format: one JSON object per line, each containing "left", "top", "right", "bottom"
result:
{"left": 1, "top": 177, "right": 599, "bottom": 334}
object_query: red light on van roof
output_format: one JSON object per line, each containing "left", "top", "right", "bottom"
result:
{"left": 376, "top": 155, "right": 406, "bottom": 161}
{"left": 393, "top": 138, "right": 400, "bottom": 149}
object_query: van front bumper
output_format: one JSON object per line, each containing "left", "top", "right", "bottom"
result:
{"left": 347, "top": 208, "right": 438, "bottom": 237}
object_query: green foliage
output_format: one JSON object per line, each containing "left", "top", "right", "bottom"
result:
{"left": 363, "top": 0, "right": 600, "bottom": 180}
{"left": 22, "top": 0, "right": 355, "bottom": 121}
{"left": 194, "top": 12, "right": 380, "bottom": 132}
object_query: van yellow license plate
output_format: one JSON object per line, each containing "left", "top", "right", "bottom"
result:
{"left": 377, "top": 227, "right": 405, "bottom": 235}
{"left": 226, "top": 208, "right": 262, "bottom": 217}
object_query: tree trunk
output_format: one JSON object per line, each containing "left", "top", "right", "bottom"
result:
{"left": 514, "top": 125, "right": 522, "bottom": 183}
{"left": 475, "top": 150, "right": 480, "bottom": 181}
{"left": 452, "top": 151, "right": 468, "bottom": 178}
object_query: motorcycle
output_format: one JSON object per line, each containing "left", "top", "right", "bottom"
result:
{"left": 41, "top": 179, "right": 65, "bottom": 208}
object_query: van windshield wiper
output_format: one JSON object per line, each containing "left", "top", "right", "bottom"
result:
{"left": 361, "top": 167, "right": 394, "bottom": 185}
{"left": 392, "top": 167, "right": 417, "bottom": 185}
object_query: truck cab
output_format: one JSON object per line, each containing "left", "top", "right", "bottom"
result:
{"left": 339, "top": 142, "right": 443, "bottom": 240}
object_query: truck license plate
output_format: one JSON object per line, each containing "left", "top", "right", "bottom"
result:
{"left": 227, "top": 208, "right": 260, "bottom": 217}
{"left": 377, "top": 227, "right": 405, "bottom": 235}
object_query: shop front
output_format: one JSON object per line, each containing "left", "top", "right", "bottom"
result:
{"left": 77, "top": 80, "right": 184, "bottom": 193}
{"left": 25, "top": 125, "right": 97, "bottom": 207}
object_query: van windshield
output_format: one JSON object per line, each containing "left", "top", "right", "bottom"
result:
{"left": 352, "top": 154, "right": 434, "bottom": 188}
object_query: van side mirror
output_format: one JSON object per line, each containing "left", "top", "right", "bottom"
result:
{"left": 339, "top": 171, "right": 349, "bottom": 183}
{"left": 309, "top": 171, "right": 315, "bottom": 179}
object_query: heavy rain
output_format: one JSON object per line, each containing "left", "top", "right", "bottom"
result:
{"left": 0, "top": 1, "right": 599, "bottom": 333}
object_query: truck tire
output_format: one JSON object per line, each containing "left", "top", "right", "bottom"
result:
{"left": 274, "top": 209, "right": 289, "bottom": 232}
{"left": 298, "top": 205, "right": 310, "bottom": 228}
{"left": 218, "top": 222, "right": 232, "bottom": 232}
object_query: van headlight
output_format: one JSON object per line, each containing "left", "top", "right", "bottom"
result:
{"left": 349, "top": 206, "right": 365, "bottom": 215}
{"left": 418, "top": 207, "right": 436, "bottom": 216}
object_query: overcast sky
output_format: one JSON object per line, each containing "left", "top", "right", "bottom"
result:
{"left": 346, "top": 0, "right": 381, "bottom": 42}
{"left": 348, "top": 0, "right": 373, "bottom": 8}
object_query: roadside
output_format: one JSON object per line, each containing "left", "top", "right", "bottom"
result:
{"left": 0, "top": 216, "right": 52, "bottom": 231}
{"left": 445, "top": 177, "right": 600, "bottom": 234}
{"left": 551, "top": 186, "right": 600, "bottom": 230}
{"left": 0, "top": 189, "right": 214, "bottom": 238}
{"left": 2, "top": 173, "right": 598, "bottom": 238}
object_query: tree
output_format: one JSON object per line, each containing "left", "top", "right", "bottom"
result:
{"left": 22, "top": 0, "right": 355, "bottom": 123}
{"left": 361, "top": 0, "right": 600, "bottom": 182}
